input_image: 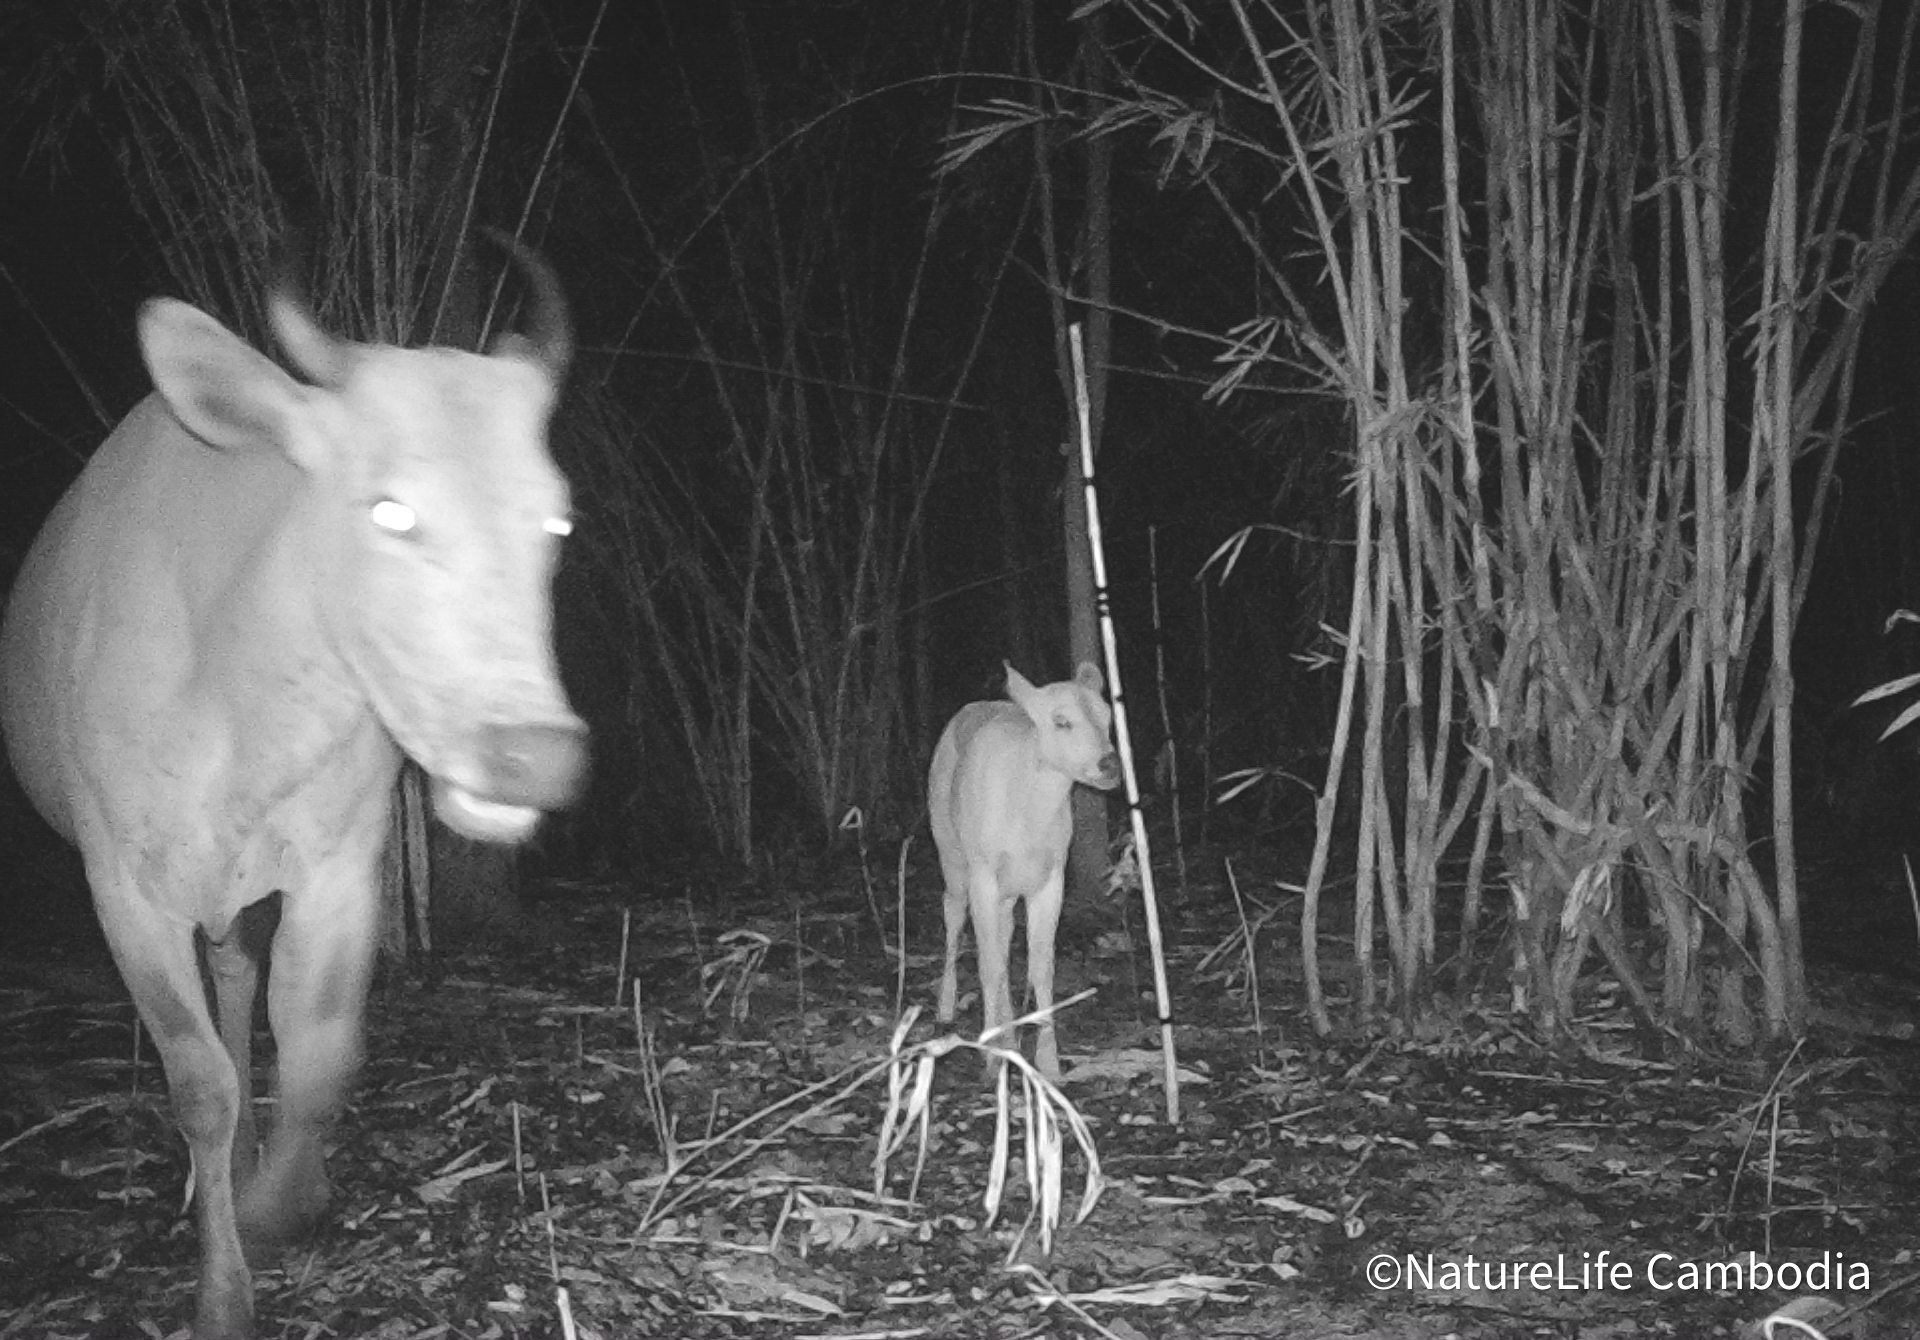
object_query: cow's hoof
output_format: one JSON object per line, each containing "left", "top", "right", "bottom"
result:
{"left": 194, "top": 1264, "right": 255, "bottom": 1340}
{"left": 237, "top": 1166, "right": 332, "bottom": 1264}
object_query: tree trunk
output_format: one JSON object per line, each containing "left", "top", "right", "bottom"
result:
{"left": 1066, "top": 12, "right": 1113, "bottom": 904}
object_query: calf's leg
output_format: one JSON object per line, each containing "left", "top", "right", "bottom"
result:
{"left": 1025, "top": 865, "right": 1067, "bottom": 1083}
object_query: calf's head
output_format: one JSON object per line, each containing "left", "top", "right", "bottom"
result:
{"left": 1006, "top": 660, "right": 1120, "bottom": 791}
{"left": 139, "top": 242, "right": 587, "bottom": 843}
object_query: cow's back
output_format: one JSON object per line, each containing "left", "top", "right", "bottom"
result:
{"left": 0, "top": 395, "right": 301, "bottom": 846}
{"left": 0, "top": 408, "right": 132, "bottom": 844}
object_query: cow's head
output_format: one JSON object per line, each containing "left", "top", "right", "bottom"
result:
{"left": 137, "top": 238, "right": 588, "bottom": 844}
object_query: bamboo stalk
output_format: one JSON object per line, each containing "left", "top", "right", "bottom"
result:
{"left": 1147, "top": 526, "right": 1189, "bottom": 896}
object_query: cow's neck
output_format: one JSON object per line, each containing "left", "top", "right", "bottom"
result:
{"left": 195, "top": 496, "right": 400, "bottom": 841}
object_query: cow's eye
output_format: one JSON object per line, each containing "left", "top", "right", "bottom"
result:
{"left": 370, "top": 499, "right": 417, "bottom": 534}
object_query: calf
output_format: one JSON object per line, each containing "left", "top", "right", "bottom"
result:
{"left": 929, "top": 661, "right": 1119, "bottom": 1082}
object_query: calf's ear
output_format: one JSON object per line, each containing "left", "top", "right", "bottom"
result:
{"left": 1004, "top": 661, "right": 1040, "bottom": 700}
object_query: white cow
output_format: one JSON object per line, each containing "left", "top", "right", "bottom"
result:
{"left": 0, "top": 239, "right": 588, "bottom": 1340}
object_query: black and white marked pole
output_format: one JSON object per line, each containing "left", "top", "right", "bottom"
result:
{"left": 1069, "top": 323, "right": 1181, "bottom": 1125}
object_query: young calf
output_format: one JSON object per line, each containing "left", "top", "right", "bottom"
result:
{"left": 929, "top": 661, "right": 1120, "bottom": 1082}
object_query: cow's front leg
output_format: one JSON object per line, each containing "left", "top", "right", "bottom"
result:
{"left": 239, "top": 849, "right": 381, "bottom": 1257}
{"left": 90, "top": 856, "right": 255, "bottom": 1339}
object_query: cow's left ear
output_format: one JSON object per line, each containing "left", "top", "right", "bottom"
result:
{"left": 140, "top": 298, "right": 305, "bottom": 457}
{"left": 268, "top": 289, "right": 352, "bottom": 389}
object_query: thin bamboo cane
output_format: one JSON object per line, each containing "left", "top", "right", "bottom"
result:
{"left": 1069, "top": 323, "right": 1180, "bottom": 1125}
{"left": 1766, "top": 0, "right": 1806, "bottom": 1027}
{"left": 1147, "top": 527, "right": 1189, "bottom": 896}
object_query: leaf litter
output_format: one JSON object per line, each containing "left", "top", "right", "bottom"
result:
{"left": 1, "top": 851, "right": 1917, "bottom": 1338}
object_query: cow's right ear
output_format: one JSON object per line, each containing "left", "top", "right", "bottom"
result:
{"left": 140, "top": 298, "right": 304, "bottom": 457}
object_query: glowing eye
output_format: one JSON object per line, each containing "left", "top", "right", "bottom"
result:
{"left": 544, "top": 516, "right": 573, "bottom": 538}
{"left": 370, "top": 499, "right": 417, "bottom": 534}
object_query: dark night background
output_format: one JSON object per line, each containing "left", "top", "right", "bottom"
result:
{"left": 0, "top": 2, "right": 1912, "bottom": 880}
{"left": 4, "top": 0, "right": 1920, "bottom": 1335}
{"left": 0, "top": 1, "right": 1352, "bottom": 885}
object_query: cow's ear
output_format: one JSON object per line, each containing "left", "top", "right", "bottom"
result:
{"left": 140, "top": 299, "right": 303, "bottom": 456}
{"left": 268, "top": 289, "right": 352, "bottom": 389}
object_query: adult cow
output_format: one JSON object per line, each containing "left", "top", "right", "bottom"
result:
{"left": 0, "top": 238, "right": 588, "bottom": 1339}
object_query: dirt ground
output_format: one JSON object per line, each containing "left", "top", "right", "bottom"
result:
{"left": 2, "top": 826, "right": 1918, "bottom": 1340}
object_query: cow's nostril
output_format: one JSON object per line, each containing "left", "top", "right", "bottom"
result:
{"left": 482, "top": 720, "right": 589, "bottom": 809}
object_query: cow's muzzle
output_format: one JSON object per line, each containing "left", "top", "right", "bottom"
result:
{"left": 435, "top": 719, "right": 589, "bottom": 844}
